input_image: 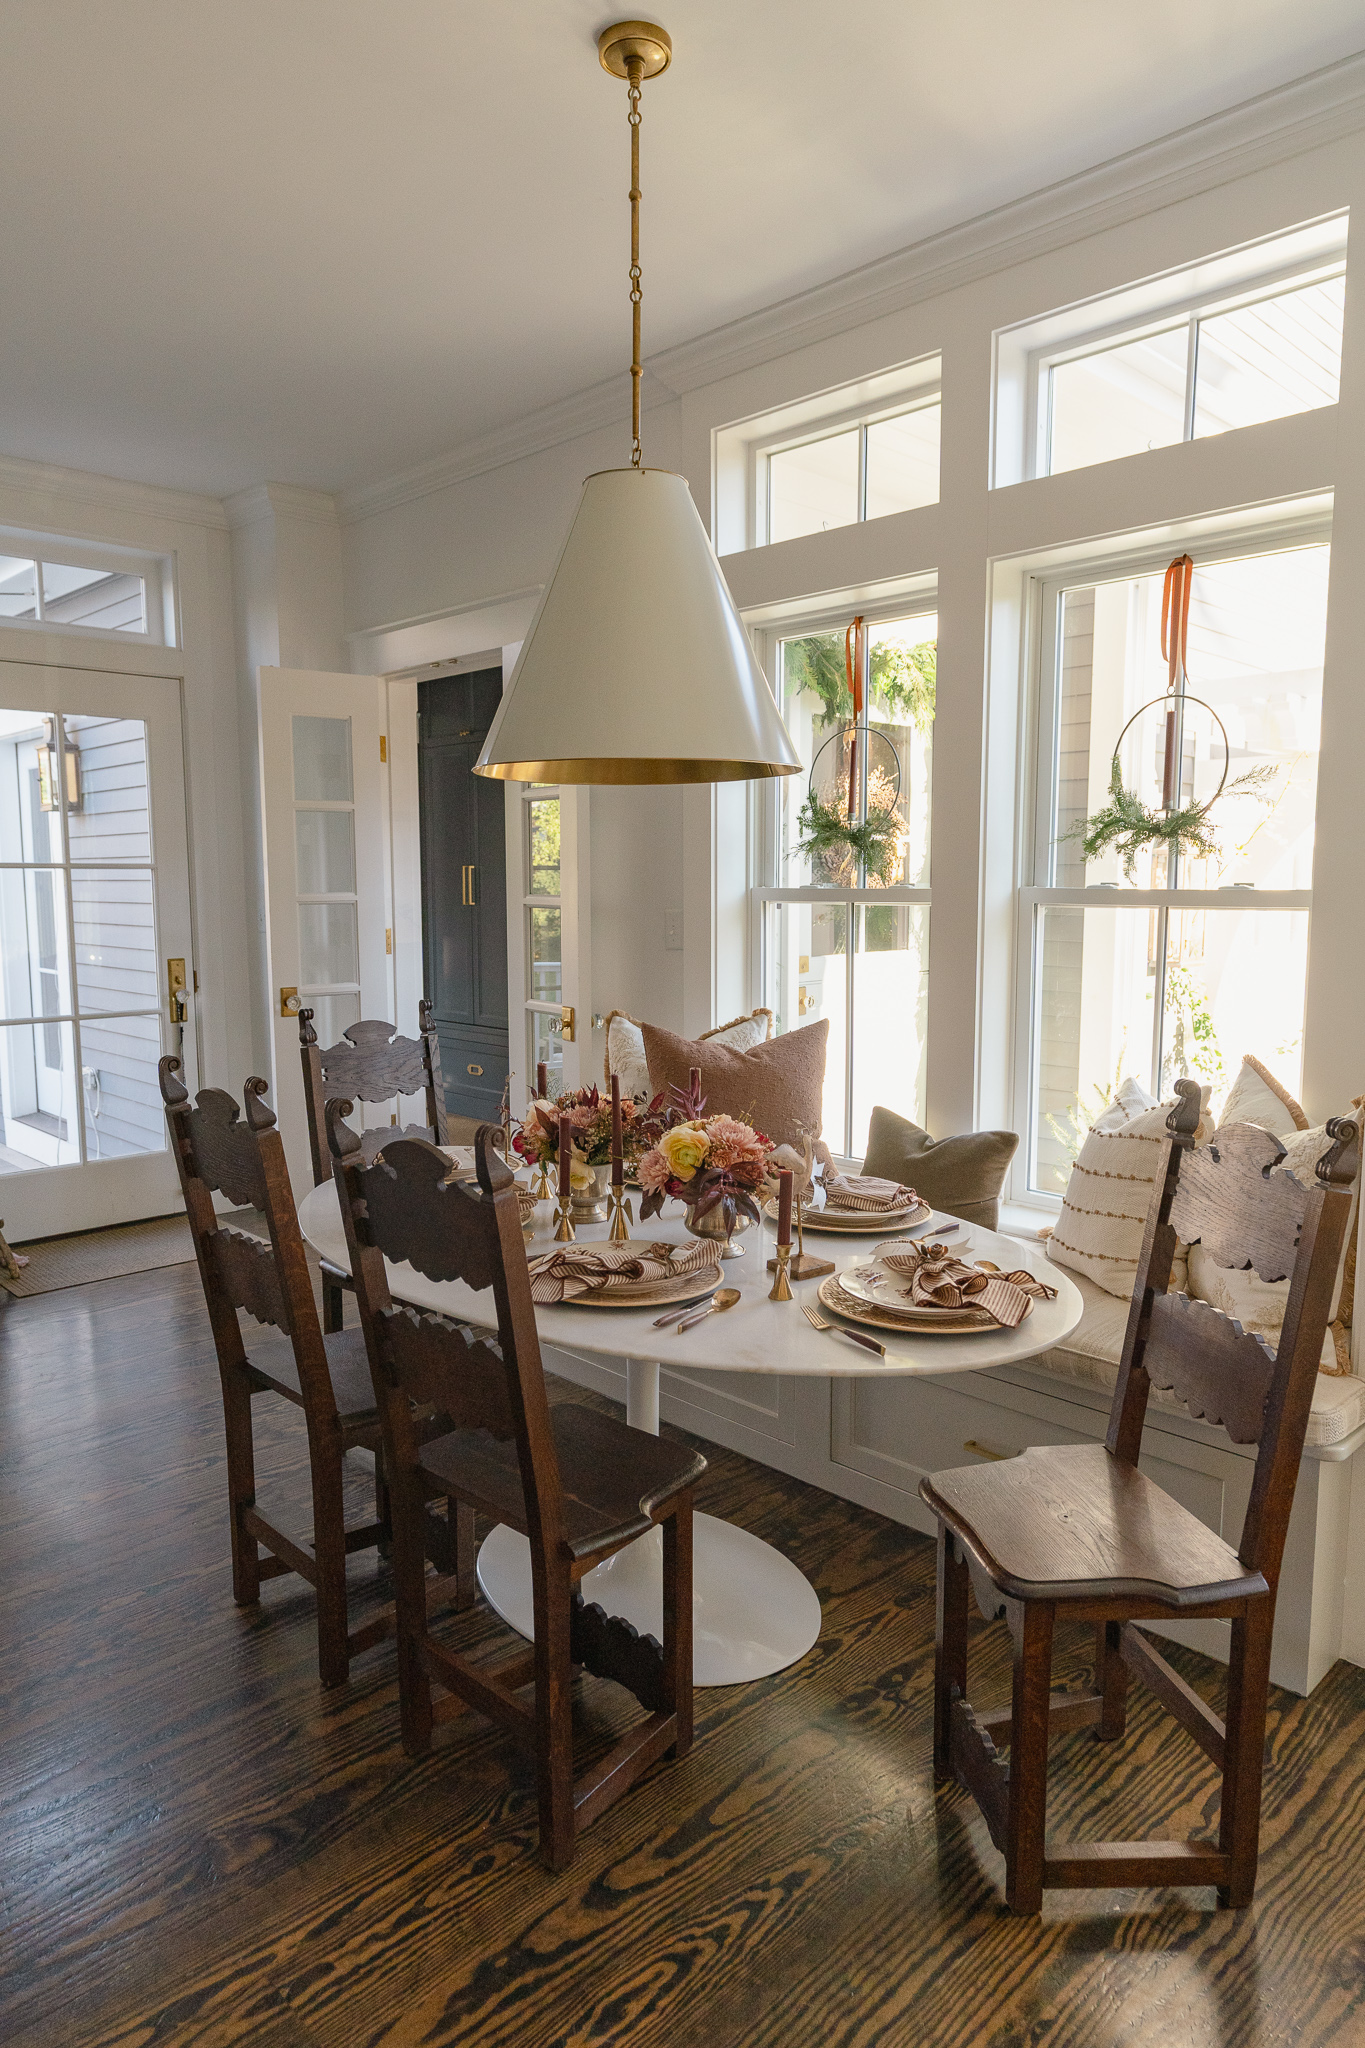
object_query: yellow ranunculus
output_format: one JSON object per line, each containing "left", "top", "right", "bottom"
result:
{"left": 658, "top": 1122, "right": 709, "bottom": 1178}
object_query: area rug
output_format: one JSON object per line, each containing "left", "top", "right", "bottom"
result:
{"left": 0, "top": 1207, "right": 267, "bottom": 1298}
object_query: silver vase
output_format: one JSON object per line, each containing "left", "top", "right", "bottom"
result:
{"left": 571, "top": 1162, "right": 612, "bottom": 1223}
{"left": 684, "top": 1198, "right": 753, "bottom": 1259}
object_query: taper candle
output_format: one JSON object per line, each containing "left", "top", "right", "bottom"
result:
{"left": 537, "top": 1061, "right": 547, "bottom": 1100}
{"left": 689, "top": 1064, "right": 701, "bottom": 1101}
{"left": 558, "top": 1114, "right": 572, "bottom": 1199}
{"left": 610, "top": 1072, "right": 623, "bottom": 1187}
{"left": 776, "top": 1168, "right": 793, "bottom": 1247}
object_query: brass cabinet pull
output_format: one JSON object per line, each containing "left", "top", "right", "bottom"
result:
{"left": 461, "top": 863, "right": 478, "bottom": 907}
{"left": 962, "top": 1439, "right": 1020, "bottom": 1462}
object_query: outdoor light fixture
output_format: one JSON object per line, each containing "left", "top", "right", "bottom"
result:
{"left": 474, "top": 20, "right": 800, "bottom": 787}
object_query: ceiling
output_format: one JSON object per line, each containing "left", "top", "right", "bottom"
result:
{"left": 1, "top": 2, "right": 1361, "bottom": 501}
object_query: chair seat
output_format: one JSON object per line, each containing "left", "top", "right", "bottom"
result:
{"left": 245, "top": 1324, "right": 380, "bottom": 1422}
{"left": 419, "top": 1403, "right": 707, "bottom": 1562}
{"left": 921, "top": 1441, "right": 1267, "bottom": 1610}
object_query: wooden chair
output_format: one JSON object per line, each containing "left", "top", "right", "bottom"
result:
{"left": 329, "top": 1105, "right": 705, "bottom": 1870}
{"left": 299, "top": 1002, "right": 449, "bottom": 1333}
{"left": 921, "top": 1078, "right": 1359, "bottom": 1913}
{"left": 160, "top": 1056, "right": 394, "bottom": 1688}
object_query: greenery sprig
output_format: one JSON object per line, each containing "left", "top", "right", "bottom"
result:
{"left": 796, "top": 789, "right": 905, "bottom": 887}
{"left": 784, "top": 634, "right": 936, "bottom": 731}
{"left": 1062, "top": 761, "right": 1276, "bottom": 881}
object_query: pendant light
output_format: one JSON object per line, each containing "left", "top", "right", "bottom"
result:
{"left": 474, "top": 21, "right": 800, "bottom": 786}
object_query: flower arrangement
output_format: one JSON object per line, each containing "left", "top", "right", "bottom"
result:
{"left": 637, "top": 1087, "right": 776, "bottom": 1239}
{"left": 512, "top": 1084, "right": 663, "bottom": 1184}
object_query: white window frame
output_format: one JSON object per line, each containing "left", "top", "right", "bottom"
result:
{"left": 0, "top": 527, "right": 175, "bottom": 646}
{"left": 1010, "top": 512, "right": 1329, "bottom": 1207}
{"left": 756, "top": 389, "right": 942, "bottom": 548}
{"left": 749, "top": 591, "right": 938, "bottom": 1161}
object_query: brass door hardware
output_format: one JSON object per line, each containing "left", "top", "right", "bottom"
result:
{"left": 279, "top": 987, "right": 301, "bottom": 1018}
{"left": 560, "top": 1005, "right": 576, "bottom": 1043}
{"left": 379, "top": 735, "right": 388, "bottom": 763}
{"left": 461, "top": 864, "right": 478, "bottom": 906}
{"left": 166, "top": 958, "right": 187, "bottom": 1025}
{"left": 386, "top": 927, "right": 393, "bottom": 955}
{"left": 467, "top": 1062, "right": 484, "bottom": 1077}
{"left": 962, "top": 1439, "right": 1020, "bottom": 1462}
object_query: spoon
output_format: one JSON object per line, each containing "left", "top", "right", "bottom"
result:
{"left": 674, "top": 1286, "right": 741, "bottom": 1333}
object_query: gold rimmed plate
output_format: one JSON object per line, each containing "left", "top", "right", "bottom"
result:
{"left": 539, "top": 1263, "right": 722, "bottom": 1312}
{"left": 816, "top": 1272, "right": 1025, "bottom": 1337}
{"left": 773, "top": 1196, "right": 931, "bottom": 1236}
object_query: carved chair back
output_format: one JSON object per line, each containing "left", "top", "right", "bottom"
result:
{"left": 159, "top": 1057, "right": 337, "bottom": 1421}
{"left": 328, "top": 1108, "right": 564, "bottom": 1555}
{"left": 1108, "top": 1075, "right": 1359, "bottom": 1589}
{"left": 299, "top": 1000, "right": 448, "bottom": 1187}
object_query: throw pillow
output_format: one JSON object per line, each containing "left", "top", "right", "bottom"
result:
{"left": 861, "top": 1106, "right": 1018, "bottom": 1230}
{"left": 604, "top": 1006, "right": 772, "bottom": 1101}
{"left": 1047, "top": 1091, "right": 1210, "bottom": 1300}
{"left": 1090, "top": 1074, "right": 1157, "bottom": 1134}
{"left": 639, "top": 1018, "right": 828, "bottom": 1151}
{"left": 1220, "top": 1054, "right": 1309, "bottom": 1138}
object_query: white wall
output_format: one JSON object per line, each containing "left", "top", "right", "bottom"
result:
{"left": 339, "top": 78, "right": 1365, "bottom": 1141}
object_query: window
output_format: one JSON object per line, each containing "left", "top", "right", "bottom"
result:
{"left": 0, "top": 708, "right": 168, "bottom": 1171}
{"left": 754, "top": 610, "right": 935, "bottom": 1157}
{"left": 522, "top": 786, "right": 564, "bottom": 1093}
{"left": 1019, "top": 539, "right": 1325, "bottom": 1197}
{"left": 766, "top": 400, "right": 941, "bottom": 544}
{"left": 1045, "top": 273, "right": 1345, "bottom": 476}
{"left": 0, "top": 552, "right": 150, "bottom": 634}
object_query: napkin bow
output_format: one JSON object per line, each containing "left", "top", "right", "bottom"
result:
{"left": 528, "top": 1238, "right": 717, "bottom": 1304}
{"left": 821, "top": 1171, "right": 917, "bottom": 1214}
{"left": 877, "top": 1243, "right": 1056, "bottom": 1329}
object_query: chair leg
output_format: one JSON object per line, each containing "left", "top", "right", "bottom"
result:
{"left": 220, "top": 1367, "right": 261, "bottom": 1607}
{"left": 533, "top": 1560, "right": 577, "bottom": 1872}
{"left": 453, "top": 1501, "right": 477, "bottom": 1611}
{"left": 322, "top": 1274, "right": 345, "bottom": 1335}
{"left": 662, "top": 1493, "right": 695, "bottom": 1760}
{"left": 1004, "top": 1601, "right": 1054, "bottom": 1916}
{"left": 1094, "top": 1620, "right": 1128, "bottom": 1742}
{"left": 1218, "top": 1603, "right": 1273, "bottom": 1908}
{"left": 374, "top": 1444, "right": 393, "bottom": 1557}
{"left": 934, "top": 1523, "right": 968, "bottom": 1782}
{"left": 393, "top": 1477, "right": 434, "bottom": 1757}
{"left": 310, "top": 1438, "right": 350, "bottom": 1689}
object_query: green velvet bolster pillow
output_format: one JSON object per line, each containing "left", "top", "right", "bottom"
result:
{"left": 861, "top": 1107, "right": 1019, "bottom": 1230}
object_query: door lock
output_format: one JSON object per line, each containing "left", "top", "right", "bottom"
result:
{"left": 279, "top": 987, "right": 301, "bottom": 1018}
{"left": 166, "top": 958, "right": 187, "bottom": 1025}
{"left": 560, "top": 1005, "right": 575, "bottom": 1044}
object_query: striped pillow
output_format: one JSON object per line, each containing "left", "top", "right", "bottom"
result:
{"left": 1047, "top": 1092, "right": 1208, "bottom": 1300}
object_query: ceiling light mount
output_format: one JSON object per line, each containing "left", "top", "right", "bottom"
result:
{"left": 596, "top": 20, "right": 672, "bottom": 81}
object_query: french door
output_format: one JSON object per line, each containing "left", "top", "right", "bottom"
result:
{"left": 0, "top": 659, "right": 196, "bottom": 1238}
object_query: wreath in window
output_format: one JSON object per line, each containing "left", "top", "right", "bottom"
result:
{"left": 795, "top": 616, "right": 909, "bottom": 887}
{"left": 1063, "top": 553, "right": 1275, "bottom": 879}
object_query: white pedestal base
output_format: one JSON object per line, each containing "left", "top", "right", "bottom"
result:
{"left": 476, "top": 1513, "right": 823, "bottom": 1687}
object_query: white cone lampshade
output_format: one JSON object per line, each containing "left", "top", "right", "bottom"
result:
{"left": 473, "top": 467, "right": 801, "bottom": 785}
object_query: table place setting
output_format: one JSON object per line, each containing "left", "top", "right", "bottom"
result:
{"left": 815, "top": 1240, "right": 1059, "bottom": 1339}
{"left": 527, "top": 1236, "right": 721, "bottom": 1310}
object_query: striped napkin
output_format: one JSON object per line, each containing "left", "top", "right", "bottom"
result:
{"left": 876, "top": 1243, "right": 1057, "bottom": 1329}
{"left": 528, "top": 1238, "right": 719, "bottom": 1304}
{"left": 822, "top": 1171, "right": 918, "bottom": 1213}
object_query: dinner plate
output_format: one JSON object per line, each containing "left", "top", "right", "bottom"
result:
{"left": 836, "top": 1255, "right": 1017, "bottom": 1325}
{"left": 816, "top": 1272, "right": 1027, "bottom": 1337}
{"left": 789, "top": 1197, "right": 932, "bottom": 1236}
{"left": 534, "top": 1261, "right": 722, "bottom": 1311}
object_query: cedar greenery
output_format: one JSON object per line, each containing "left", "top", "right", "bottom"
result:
{"left": 1063, "top": 760, "right": 1277, "bottom": 880}
{"left": 796, "top": 789, "right": 905, "bottom": 887}
{"left": 784, "top": 634, "right": 936, "bottom": 730}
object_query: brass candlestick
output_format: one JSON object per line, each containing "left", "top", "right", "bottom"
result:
{"left": 768, "top": 1241, "right": 793, "bottom": 1302}
{"left": 533, "top": 1158, "right": 552, "bottom": 1200}
{"left": 787, "top": 1185, "right": 835, "bottom": 1280}
{"left": 554, "top": 1192, "right": 577, "bottom": 1242}
{"left": 608, "top": 1183, "right": 633, "bottom": 1242}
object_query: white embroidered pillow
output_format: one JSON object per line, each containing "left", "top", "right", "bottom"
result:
{"left": 1047, "top": 1092, "right": 1208, "bottom": 1300}
{"left": 1219, "top": 1054, "right": 1309, "bottom": 1138}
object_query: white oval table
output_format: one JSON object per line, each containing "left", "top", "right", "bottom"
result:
{"left": 297, "top": 1175, "right": 1082, "bottom": 1687}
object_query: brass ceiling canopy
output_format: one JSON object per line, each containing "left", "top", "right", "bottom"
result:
{"left": 473, "top": 19, "right": 799, "bottom": 787}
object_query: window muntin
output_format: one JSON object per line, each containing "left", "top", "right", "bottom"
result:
{"left": 1044, "top": 271, "right": 1344, "bottom": 476}
{"left": 766, "top": 401, "right": 940, "bottom": 545}
{"left": 1021, "top": 538, "right": 1325, "bottom": 1198}
{"left": 756, "top": 610, "right": 936, "bottom": 1157}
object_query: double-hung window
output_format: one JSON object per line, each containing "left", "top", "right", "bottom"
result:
{"left": 1017, "top": 535, "right": 1326, "bottom": 1199}
{"left": 764, "top": 399, "right": 941, "bottom": 544}
{"left": 753, "top": 608, "right": 936, "bottom": 1158}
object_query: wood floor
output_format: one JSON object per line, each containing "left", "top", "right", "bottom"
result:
{"left": 5, "top": 1264, "right": 1365, "bottom": 2048}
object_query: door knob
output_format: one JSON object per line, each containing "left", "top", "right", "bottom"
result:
{"left": 279, "top": 987, "right": 301, "bottom": 1017}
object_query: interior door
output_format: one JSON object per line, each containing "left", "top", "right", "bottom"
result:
{"left": 0, "top": 659, "right": 196, "bottom": 1238}
{"left": 257, "top": 666, "right": 389, "bottom": 1192}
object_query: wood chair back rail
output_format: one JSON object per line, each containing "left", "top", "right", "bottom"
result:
{"left": 326, "top": 1102, "right": 566, "bottom": 1554}
{"left": 1109, "top": 1077, "right": 1357, "bottom": 1584}
{"left": 299, "top": 1002, "right": 448, "bottom": 1189}
{"left": 159, "top": 1056, "right": 389, "bottom": 1688}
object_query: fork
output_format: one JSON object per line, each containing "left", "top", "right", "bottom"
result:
{"left": 801, "top": 1301, "right": 885, "bottom": 1358}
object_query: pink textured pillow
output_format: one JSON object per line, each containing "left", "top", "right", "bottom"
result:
{"left": 640, "top": 1019, "right": 829, "bottom": 1152}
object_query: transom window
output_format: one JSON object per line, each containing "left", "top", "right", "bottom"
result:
{"left": 766, "top": 399, "right": 941, "bottom": 544}
{"left": 1018, "top": 537, "right": 1326, "bottom": 1197}
{"left": 755, "top": 609, "right": 936, "bottom": 1157}
{"left": 0, "top": 543, "right": 164, "bottom": 640}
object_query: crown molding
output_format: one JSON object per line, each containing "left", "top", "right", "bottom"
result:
{"left": 226, "top": 481, "right": 341, "bottom": 529}
{"left": 0, "top": 451, "right": 229, "bottom": 530}
{"left": 340, "top": 51, "right": 1365, "bottom": 528}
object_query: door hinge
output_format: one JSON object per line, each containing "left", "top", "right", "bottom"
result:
{"left": 560, "top": 1005, "right": 575, "bottom": 1044}
{"left": 386, "top": 927, "right": 393, "bottom": 956}
{"left": 166, "top": 957, "right": 187, "bottom": 1025}
{"left": 379, "top": 735, "right": 388, "bottom": 763}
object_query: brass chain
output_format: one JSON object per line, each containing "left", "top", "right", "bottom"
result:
{"left": 627, "top": 56, "right": 643, "bottom": 466}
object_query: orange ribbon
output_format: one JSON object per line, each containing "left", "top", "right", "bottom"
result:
{"left": 844, "top": 613, "right": 865, "bottom": 820}
{"left": 1158, "top": 554, "right": 1194, "bottom": 808}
